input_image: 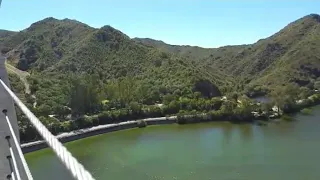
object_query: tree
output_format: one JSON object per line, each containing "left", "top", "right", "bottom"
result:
{"left": 270, "top": 84, "right": 299, "bottom": 113}
{"left": 193, "top": 92, "right": 202, "bottom": 99}
{"left": 238, "top": 96, "right": 253, "bottom": 113}
{"left": 261, "top": 102, "right": 273, "bottom": 118}
{"left": 314, "top": 81, "right": 320, "bottom": 90}
{"left": 230, "top": 92, "right": 239, "bottom": 102}
{"left": 69, "top": 78, "right": 87, "bottom": 118}
{"left": 37, "top": 104, "right": 52, "bottom": 116}
{"left": 129, "top": 102, "right": 142, "bottom": 116}
{"left": 53, "top": 105, "right": 71, "bottom": 119}
{"left": 211, "top": 97, "right": 223, "bottom": 110}
{"left": 298, "top": 87, "right": 312, "bottom": 99}
{"left": 105, "top": 77, "right": 136, "bottom": 106}
{"left": 39, "top": 116, "right": 61, "bottom": 135}
{"left": 233, "top": 96, "right": 254, "bottom": 119}
{"left": 68, "top": 75, "right": 101, "bottom": 118}
{"left": 221, "top": 100, "right": 236, "bottom": 114}
{"left": 163, "top": 94, "right": 176, "bottom": 105}
{"left": 164, "top": 100, "right": 180, "bottom": 114}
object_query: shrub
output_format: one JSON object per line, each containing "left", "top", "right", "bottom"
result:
{"left": 177, "top": 114, "right": 187, "bottom": 124}
{"left": 136, "top": 120, "right": 147, "bottom": 128}
{"left": 281, "top": 114, "right": 295, "bottom": 121}
{"left": 98, "top": 111, "right": 112, "bottom": 124}
{"left": 60, "top": 121, "right": 73, "bottom": 132}
{"left": 300, "top": 108, "right": 312, "bottom": 115}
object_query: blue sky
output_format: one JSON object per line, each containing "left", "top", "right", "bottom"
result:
{"left": 0, "top": 0, "right": 319, "bottom": 47}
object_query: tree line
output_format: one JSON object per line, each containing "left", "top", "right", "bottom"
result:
{"left": 14, "top": 73, "right": 320, "bottom": 143}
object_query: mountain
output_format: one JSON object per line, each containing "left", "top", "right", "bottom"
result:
{"left": 0, "top": 30, "right": 16, "bottom": 51}
{"left": 207, "top": 13, "right": 320, "bottom": 88}
{"left": 1, "top": 17, "right": 230, "bottom": 112}
{"left": 1, "top": 17, "right": 227, "bottom": 83}
{"left": 0, "top": 30, "right": 16, "bottom": 38}
{"left": 133, "top": 38, "right": 247, "bottom": 61}
{"left": 133, "top": 38, "right": 216, "bottom": 59}
{"left": 1, "top": 14, "right": 320, "bottom": 106}
{"left": 135, "top": 14, "right": 320, "bottom": 92}
{"left": 2, "top": 14, "right": 320, "bottom": 142}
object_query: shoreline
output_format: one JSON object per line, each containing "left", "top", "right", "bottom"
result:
{"left": 22, "top": 95, "right": 320, "bottom": 154}
{"left": 20, "top": 114, "right": 268, "bottom": 154}
{"left": 22, "top": 116, "right": 177, "bottom": 154}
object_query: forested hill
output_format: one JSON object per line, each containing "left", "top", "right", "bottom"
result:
{"left": 0, "top": 30, "right": 16, "bottom": 50}
{"left": 135, "top": 14, "right": 320, "bottom": 94}
{"left": 0, "top": 17, "right": 231, "bottom": 87}
{"left": 0, "top": 30, "right": 16, "bottom": 38}
{"left": 1, "top": 14, "right": 320, "bottom": 142}
{"left": 0, "top": 17, "right": 230, "bottom": 115}
{"left": 0, "top": 14, "right": 319, "bottom": 106}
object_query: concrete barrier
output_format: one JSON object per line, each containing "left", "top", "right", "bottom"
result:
{"left": 144, "top": 117, "right": 176, "bottom": 125}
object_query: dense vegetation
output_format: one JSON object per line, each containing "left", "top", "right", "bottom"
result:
{"left": 135, "top": 14, "right": 320, "bottom": 96}
{"left": 1, "top": 14, "right": 320, "bottom": 142}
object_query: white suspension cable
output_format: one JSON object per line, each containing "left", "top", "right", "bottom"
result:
{"left": 5, "top": 115, "right": 33, "bottom": 180}
{"left": 8, "top": 146, "right": 21, "bottom": 180}
{"left": 0, "top": 79, "right": 95, "bottom": 180}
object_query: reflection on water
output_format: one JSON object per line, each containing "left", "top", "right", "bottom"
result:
{"left": 239, "top": 124, "right": 253, "bottom": 141}
{"left": 26, "top": 106, "right": 320, "bottom": 180}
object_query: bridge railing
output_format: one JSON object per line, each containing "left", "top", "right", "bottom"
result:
{"left": 0, "top": 57, "right": 95, "bottom": 180}
{"left": 3, "top": 109, "right": 33, "bottom": 180}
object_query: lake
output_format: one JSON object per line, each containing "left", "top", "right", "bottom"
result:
{"left": 25, "top": 106, "right": 320, "bottom": 180}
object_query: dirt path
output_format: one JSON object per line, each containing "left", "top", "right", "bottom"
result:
{"left": 5, "top": 61, "right": 31, "bottom": 94}
{"left": 5, "top": 60, "right": 37, "bottom": 107}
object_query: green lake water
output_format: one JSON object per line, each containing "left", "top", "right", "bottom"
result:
{"left": 25, "top": 107, "right": 320, "bottom": 180}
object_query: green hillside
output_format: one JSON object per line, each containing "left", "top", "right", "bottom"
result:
{"left": 0, "top": 30, "right": 16, "bottom": 51}
{"left": 1, "top": 14, "right": 319, "bottom": 109}
{"left": 1, "top": 18, "right": 228, "bottom": 127}
{"left": 135, "top": 14, "right": 320, "bottom": 94}
{"left": 1, "top": 14, "right": 320, "bottom": 142}
{"left": 1, "top": 18, "right": 228, "bottom": 88}
{"left": 0, "top": 30, "right": 15, "bottom": 38}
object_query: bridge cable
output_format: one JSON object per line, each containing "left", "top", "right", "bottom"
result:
{"left": 9, "top": 172, "right": 16, "bottom": 180}
{"left": 6, "top": 138, "right": 21, "bottom": 180}
{"left": 4, "top": 113, "right": 34, "bottom": 180}
{"left": 11, "top": 172, "right": 16, "bottom": 180}
{"left": 0, "top": 79, "right": 95, "bottom": 180}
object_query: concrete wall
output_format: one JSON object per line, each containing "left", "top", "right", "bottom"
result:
{"left": 144, "top": 117, "right": 177, "bottom": 125}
